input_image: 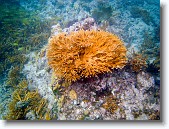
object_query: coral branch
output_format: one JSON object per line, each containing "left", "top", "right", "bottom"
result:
{"left": 47, "top": 30, "right": 127, "bottom": 82}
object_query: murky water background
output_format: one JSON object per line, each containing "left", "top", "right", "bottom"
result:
{"left": 0, "top": 0, "right": 160, "bottom": 120}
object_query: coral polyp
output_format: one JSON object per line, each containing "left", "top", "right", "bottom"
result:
{"left": 47, "top": 30, "right": 127, "bottom": 82}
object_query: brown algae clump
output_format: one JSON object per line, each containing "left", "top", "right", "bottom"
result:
{"left": 3, "top": 80, "right": 50, "bottom": 120}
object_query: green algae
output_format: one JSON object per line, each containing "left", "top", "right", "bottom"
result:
{"left": 0, "top": 2, "right": 55, "bottom": 119}
{"left": 0, "top": 3, "right": 51, "bottom": 77}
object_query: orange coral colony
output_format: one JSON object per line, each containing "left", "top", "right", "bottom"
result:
{"left": 47, "top": 30, "right": 127, "bottom": 82}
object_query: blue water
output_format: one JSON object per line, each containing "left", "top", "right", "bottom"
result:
{"left": 0, "top": 0, "right": 160, "bottom": 119}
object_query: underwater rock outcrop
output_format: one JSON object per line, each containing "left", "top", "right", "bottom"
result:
{"left": 20, "top": 18, "right": 160, "bottom": 120}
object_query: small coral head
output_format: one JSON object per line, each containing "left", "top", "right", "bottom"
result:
{"left": 47, "top": 30, "right": 127, "bottom": 82}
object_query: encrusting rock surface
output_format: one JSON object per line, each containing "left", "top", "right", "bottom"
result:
{"left": 22, "top": 18, "right": 160, "bottom": 120}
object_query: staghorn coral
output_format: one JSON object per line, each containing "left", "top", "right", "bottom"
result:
{"left": 47, "top": 30, "right": 127, "bottom": 82}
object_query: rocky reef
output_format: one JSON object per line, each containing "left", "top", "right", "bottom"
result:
{"left": 20, "top": 18, "right": 160, "bottom": 120}
{"left": 0, "top": 0, "right": 160, "bottom": 120}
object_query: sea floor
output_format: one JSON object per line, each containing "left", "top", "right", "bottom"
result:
{"left": 0, "top": 0, "right": 160, "bottom": 120}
